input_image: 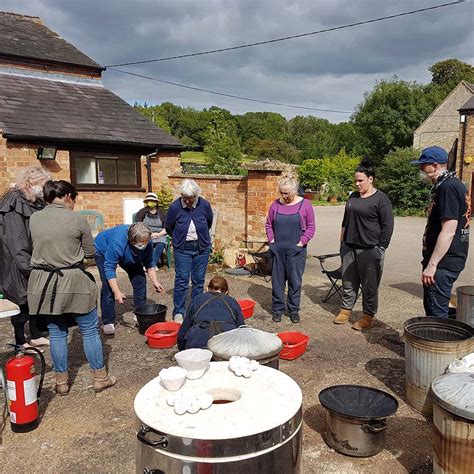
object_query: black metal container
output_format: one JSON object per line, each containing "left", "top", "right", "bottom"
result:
{"left": 319, "top": 385, "right": 398, "bottom": 457}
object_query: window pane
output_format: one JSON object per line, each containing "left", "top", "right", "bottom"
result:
{"left": 76, "top": 157, "right": 96, "bottom": 184}
{"left": 97, "top": 159, "right": 117, "bottom": 185}
{"left": 118, "top": 160, "right": 137, "bottom": 185}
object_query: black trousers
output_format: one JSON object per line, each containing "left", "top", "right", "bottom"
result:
{"left": 340, "top": 243, "right": 385, "bottom": 317}
{"left": 11, "top": 303, "right": 46, "bottom": 345}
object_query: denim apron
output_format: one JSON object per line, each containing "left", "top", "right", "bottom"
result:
{"left": 270, "top": 199, "right": 307, "bottom": 315}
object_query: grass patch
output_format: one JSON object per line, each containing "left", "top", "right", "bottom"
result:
{"left": 312, "top": 200, "right": 346, "bottom": 206}
{"left": 180, "top": 151, "right": 257, "bottom": 164}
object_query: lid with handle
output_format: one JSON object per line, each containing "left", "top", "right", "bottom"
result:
{"left": 431, "top": 372, "right": 474, "bottom": 420}
{"left": 207, "top": 325, "right": 283, "bottom": 360}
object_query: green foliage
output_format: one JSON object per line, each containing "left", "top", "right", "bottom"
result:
{"left": 353, "top": 77, "right": 437, "bottom": 162}
{"left": 208, "top": 250, "right": 224, "bottom": 265}
{"left": 236, "top": 112, "right": 288, "bottom": 146}
{"left": 378, "top": 147, "right": 431, "bottom": 215}
{"left": 246, "top": 139, "right": 301, "bottom": 164}
{"left": 134, "top": 103, "right": 172, "bottom": 133}
{"left": 155, "top": 182, "right": 174, "bottom": 210}
{"left": 429, "top": 59, "right": 474, "bottom": 91}
{"left": 298, "top": 150, "right": 360, "bottom": 200}
{"left": 204, "top": 110, "right": 243, "bottom": 174}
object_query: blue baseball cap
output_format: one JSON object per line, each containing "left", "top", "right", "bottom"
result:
{"left": 410, "top": 146, "right": 448, "bottom": 165}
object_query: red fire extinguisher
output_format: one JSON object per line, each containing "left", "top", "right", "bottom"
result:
{"left": 2, "top": 345, "right": 45, "bottom": 433}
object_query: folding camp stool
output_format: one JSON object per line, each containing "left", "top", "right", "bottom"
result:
{"left": 313, "top": 253, "right": 343, "bottom": 303}
{"left": 248, "top": 250, "right": 272, "bottom": 282}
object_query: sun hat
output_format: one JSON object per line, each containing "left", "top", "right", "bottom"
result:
{"left": 143, "top": 192, "right": 159, "bottom": 203}
{"left": 410, "top": 146, "right": 448, "bottom": 165}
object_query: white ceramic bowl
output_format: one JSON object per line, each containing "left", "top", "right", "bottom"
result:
{"left": 159, "top": 366, "right": 187, "bottom": 391}
{"left": 175, "top": 349, "right": 213, "bottom": 380}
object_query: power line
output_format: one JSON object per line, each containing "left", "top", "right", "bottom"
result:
{"left": 105, "top": 1, "right": 465, "bottom": 68}
{"left": 108, "top": 68, "right": 353, "bottom": 114}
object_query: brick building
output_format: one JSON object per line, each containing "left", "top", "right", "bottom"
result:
{"left": 0, "top": 12, "right": 183, "bottom": 226}
{"left": 457, "top": 96, "right": 474, "bottom": 210}
{"left": 413, "top": 81, "right": 474, "bottom": 158}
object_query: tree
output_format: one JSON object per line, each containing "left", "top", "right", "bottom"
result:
{"left": 247, "top": 139, "right": 301, "bottom": 164}
{"left": 353, "top": 78, "right": 435, "bottom": 163}
{"left": 204, "top": 110, "right": 242, "bottom": 174}
{"left": 429, "top": 59, "right": 474, "bottom": 90}
{"left": 378, "top": 147, "right": 430, "bottom": 215}
{"left": 133, "top": 104, "right": 172, "bottom": 133}
{"left": 236, "top": 112, "right": 288, "bottom": 147}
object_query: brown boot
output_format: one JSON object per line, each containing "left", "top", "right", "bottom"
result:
{"left": 352, "top": 314, "right": 374, "bottom": 331}
{"left": 333, "top": 308, "right": 351, "bottom": 324}
{"left": 92, "top": 368, "right": 117, "bottom": 393}
{"left": 54, "top": 372, "right": 69, "bottom": 396}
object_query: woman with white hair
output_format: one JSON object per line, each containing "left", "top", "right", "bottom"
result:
{"left": 165, "top": 179, "right": 213, "bottom": 322}
{"left": 0, "top": 165, "right": 51, "bottom": 348}
{"left": 265, "top": 173, "right": 315, "bottom": 323}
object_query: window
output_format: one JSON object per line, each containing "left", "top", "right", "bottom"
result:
{"left": 71, "top": 152, "right": 142, "bottom": 190}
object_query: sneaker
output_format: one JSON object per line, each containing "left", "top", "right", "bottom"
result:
{"left": 173, "top": 313, "right": 184, "bottom": 324}
{"left": 272, "top": 313, "right": 282, "bottom": 322}
{"left": 290, "top": 313, "right": 300, "bottom": 323}
{"left": 29, "top": 337, "right": 50, "bottom": 347}
{"left": 102, "top": 323, "right": 116, "bottom": 335}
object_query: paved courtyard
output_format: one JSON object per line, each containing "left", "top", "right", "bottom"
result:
{"left": 0, "top": 206, "right": 472, "bottom": 473}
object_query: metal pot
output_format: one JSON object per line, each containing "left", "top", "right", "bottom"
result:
{"left": 319, "top": 385, "right": 398, "bottom": 458}
{"left": 325, "top": 410, "right": 388, "bottom": 457}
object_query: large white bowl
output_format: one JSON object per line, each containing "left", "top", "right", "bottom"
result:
{"left": 175, "top": 349, "right": 213, "bottom": 380}
{"left": 159, "top": 366, "right": 187, "bottom": 391}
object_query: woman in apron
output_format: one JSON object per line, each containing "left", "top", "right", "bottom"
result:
{"left": 28, "top": 180, "right": 116, "bottom": 395}
{"left": 135, "top": 192, "right": 167, "bottom": 269}
{"left": 265, "top": 174, "right": 316, "bottom": 323}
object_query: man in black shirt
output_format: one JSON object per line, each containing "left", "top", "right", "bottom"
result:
{"left": 411, "top": 146, "right": 470, "bottom": 318}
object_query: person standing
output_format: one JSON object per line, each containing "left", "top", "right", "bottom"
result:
{"left": 334, "top": 160, "right": 394, "bottom": 330}
{"left": 265, "top": 174, "right": 315, "bottom": 323}
{"left": 28, "top": 180, "right": 115, "bottom": 394}
{"left": 94, "top": 223, "right": 165, "bottom": 334}
{"left": 165, "top": 179, "right": 213, "bottom": 323}
{"left": 135, "top": 192, "right": 168, "bottom": 269}
{"left": 410, "top": 146, "right": 470, "bottom": 318}
{"left": 0, "top": 166, "right": 51, "bottom": 348}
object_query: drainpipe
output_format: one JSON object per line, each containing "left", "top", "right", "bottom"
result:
{"left": 145, "top": 150, "right": 159, "bottom": 192}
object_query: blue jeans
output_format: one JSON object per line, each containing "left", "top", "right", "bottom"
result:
{"left": 423, "top": 267, "right": 460, "bottom": 318}
{"left": 152, "top": 242, "right": 166, "bottom": 268}
{"left": 173, "top": 242, "right": 211, "bottom": 316}
{"left": 48, "top": 307, "right": 104, "bottom": 373}
{"left": 95, "top": 255, "right": 147, "bottom": 325}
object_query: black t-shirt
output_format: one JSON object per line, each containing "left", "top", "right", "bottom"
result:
{"left": 342, "top": 190, "right": 394, "bottom": 249}
{"left": 422, "top": 177, "right": 470, "bottom": 271}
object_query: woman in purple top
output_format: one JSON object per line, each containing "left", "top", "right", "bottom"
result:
{"left": 265, "top": 174, "right": 315, "bottom": 323}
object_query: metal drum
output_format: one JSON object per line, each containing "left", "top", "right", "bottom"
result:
{"left": 457, "top": 286, "right": 474, "bottom": 328}
{"left": 431, "top": 373, "right": 474, "bottom": 473}
{"left": 404, "top": 317, "right": 474, "bottom": 415}
{"left": 134, "top": 361, "right": 302, "bottom": 473}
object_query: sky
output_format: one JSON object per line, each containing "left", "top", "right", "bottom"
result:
{"left": 1, "top": 0, "right": 473, "bottom": 122}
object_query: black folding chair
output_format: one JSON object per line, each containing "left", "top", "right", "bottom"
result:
{"left": 313, "top": 253, "right": 343, "bottom": 303}
{"left": 248, "top": 250, "right": 272, "bottom": 282}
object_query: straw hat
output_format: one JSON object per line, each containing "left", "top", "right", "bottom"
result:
{"left": 144, "top": 192, "right": 159, "bottom": 203}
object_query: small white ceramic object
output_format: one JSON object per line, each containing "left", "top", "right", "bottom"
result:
{"left": 166, "top": 393, "right": 175, "bottom": 406}
{"left": 175, "top": 348, "right": 213, "bottom": 380}
{"left": 250, "top": 360, "right": 259, "bottom": 371}
{"left": 174, "top": 398, "right": 187, "bottom": 415}
{"left": 159, "top": 366, "right": 187, "bottom": 391}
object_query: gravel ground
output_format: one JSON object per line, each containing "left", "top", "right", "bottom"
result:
{"left": 1, "top": 259, "right": 434, "bottom": 474}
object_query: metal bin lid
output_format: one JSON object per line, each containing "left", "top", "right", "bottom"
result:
{"left": 431, "top": 372, "right": 474, "bottom": 421}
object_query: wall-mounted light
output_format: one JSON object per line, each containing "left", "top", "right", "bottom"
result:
{"left": 36, "top": 146, "right": 57, "bottom": 160}
{"left": 460, "top": 114, "right": 466, "bottom": 123}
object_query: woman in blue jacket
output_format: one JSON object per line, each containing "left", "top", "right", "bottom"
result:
{"left": 177, "top": 276, "right": 244, "bottom": 350}
{"left": 94, "top": 223, "right": 164, "bottom": 334}
{"left": 165, "top": 179, "right": 213, "bottom": 323}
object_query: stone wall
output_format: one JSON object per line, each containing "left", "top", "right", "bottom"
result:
{"left": 456, "top": 111, "right": 474, "bottom": 206}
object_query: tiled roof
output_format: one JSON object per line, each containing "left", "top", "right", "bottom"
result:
{"left": 459, "top": 95, "right": 474, "bottom": 111}
{"left": 0, "top": 73, "right": 182, "bottom": 149}
{"left": 0, "top": 12, "right": 103, "bottom": 71}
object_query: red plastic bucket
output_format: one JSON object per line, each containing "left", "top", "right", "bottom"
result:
{"left": 277, "top": 332, "right": 309, "bottom": 360}
{"left": 145, "top": 322, "right": 181, "bottom": 349}
{"left": 238, "top": 299, "right": 256, "bottom": 319}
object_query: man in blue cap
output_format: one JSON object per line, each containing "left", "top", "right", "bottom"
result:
{"left": 411, "top": 146, "right": 470, "bottom": 318}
